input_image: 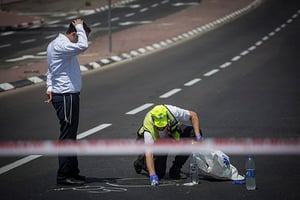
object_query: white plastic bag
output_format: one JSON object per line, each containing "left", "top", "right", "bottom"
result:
{"left": 195, "top": 150, "right": 244, "bottom": 180}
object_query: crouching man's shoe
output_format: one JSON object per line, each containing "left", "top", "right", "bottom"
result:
{"left": 57, "top": 177, "right": 85, "bottom": 186}
{"left": 169, "top": 166, "right": 187, "bottom": 179}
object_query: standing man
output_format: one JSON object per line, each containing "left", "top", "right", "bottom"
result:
{"left": 133, "top": 104, "right": 203, "bottom": 186}
{"left": 45, "top": 19, "right": 91, "bottom": 186}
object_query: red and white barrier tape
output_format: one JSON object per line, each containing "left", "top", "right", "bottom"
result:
{"left": 0, "top": 138, "right": 299, "bottom": 156}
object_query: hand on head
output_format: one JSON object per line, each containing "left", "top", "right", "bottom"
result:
{"left": 72, "top": 19, "right": 84, "bottom": 27}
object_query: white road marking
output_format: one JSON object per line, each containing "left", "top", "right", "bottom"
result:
{"left": 125, "top": 13, "right": 135, "bottom": 17}
{"left": 240, "top": 50, "right": 249, "bottom": 56}
{"left": 0, "top": 123, "right": 112, "bottom": 175}
{"left": 184, "top": 78, "right": 201, "bottom": 86}
{"left": 231, "top": 56, "right": 241, "bottom": 62}
{"left": 44, "top": 34, "right": 57, "bottom": 39}
{"left": 77, "top": 123, "right": 112, "bottom": 139}
{"left": 159, "top": 88, "right": 182, "bottom": 98}
{"left": 0, "top": 155, "right": 42, "bottom": 175}
{"left": 219, "top": 62, "right": 231, "bottom": 69}
{"left": 20, "top": 39, "right": 36, "bottom": 44}
{"left": 126, "top": 103, "right": 154, "bottom": 115}
{"left": 119, "top": 21, "right": 152, "bottom": 26}
{"left": 140, "top": 8, "right": 148, "bottom": 12}
{"left": 0, "top": 44, "right": 11, "bottom": 48}
{"left": 203, "top": 69, "right": 219, "bottom": 77}
{"left": 1, "top": 31, "right": 14, "bottom": 36}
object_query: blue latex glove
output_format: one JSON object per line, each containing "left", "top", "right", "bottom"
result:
{"left": 195, "top": 135, "right": 203, "bottom": 141}
{"left": 195, "top": 129, "right": 204, "bottom": 141}
{"left": 149, "top": 174, "right": 159, "bottom": 186}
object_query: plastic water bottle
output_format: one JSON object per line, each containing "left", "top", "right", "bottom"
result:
{"left": 245, "top": 155, "right": 256, "bottom": 190}
{"left": 190, "top": 153, "right": 199, "bottom": 184}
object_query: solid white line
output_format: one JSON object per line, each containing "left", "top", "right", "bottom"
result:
{"left": 126, "top": 103, "right": 154, "bottom": 115}
{"left": 203, "top": 69, "right": 219, "bottom": 77}
{"left": 0, "top": 155, "right": 41, "bottom": 175}
{"left": 77, "top": 123, "right": 112, "bottom": 139}
{"left": 184, "top": 78, "right": 201, "bottom": 86}
{"left": 159, "top": 88, "right": 182, "bottom": 98}
{"left": 0, "top": 123, "right": 111, "bottom": 175}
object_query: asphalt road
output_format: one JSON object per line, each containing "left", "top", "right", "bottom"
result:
{"left": 0, "top": 0, "right": 300, "bottom": 199}
{"left": 0, "top": 0, "right": 198, "bottom": 68}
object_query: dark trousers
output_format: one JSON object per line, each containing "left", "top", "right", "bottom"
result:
{"left": 136, "top": 125, "right": 195, "bottom": 178}
{"left": 52, "top": 93, "right": 80, "bottom": 180}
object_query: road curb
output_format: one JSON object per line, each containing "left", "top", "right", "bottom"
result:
{"left": 0, "top": 0, "right": 261, "bottom": 93}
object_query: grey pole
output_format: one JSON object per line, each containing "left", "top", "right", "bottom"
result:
{"left": 108, "top": 0, "right": 112, "bottom": 52}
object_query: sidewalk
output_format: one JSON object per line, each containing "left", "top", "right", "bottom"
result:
{"left": 0, "top": 11, "right": 44, "bottom": 30}
{"left": 0, "top": 0, "right": 261, "bottom": 92}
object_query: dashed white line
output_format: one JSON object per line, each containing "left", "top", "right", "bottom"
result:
{"left": 203, "top": 69, "right": 219, "bottom": 77}
{"left": 44, "top": 34, "right": 57, "bottom": 39}
{"left": 262, "top": 36, "right": 269, "bottom": 41}
{"left": 231, "top": 56, "right": 241, "bottom": 62}
{"left": 0, "top": 44, "right": 11, "bottom": 48}
{"left": 20, "top": 39, "right": 36, "bottom": 44}
{"left": 0, "top": 155, "right": 42, "bottom": 175}
{"left": 255, "top": 41, "right": 263, "bottom": 46}
{"left": 91, "top": 22, "right": 101, "bottom": 27}
{"left": 0, "top": 123, "right": 111, "bottom": 175}
{"left": 126, "top": 103, "right": 154, "bottom": 115}
{"left": 111, "top": 17, "right": 120, "bottom": 22}
{"left": 1, "top": 31, "right": 14, "bottom": 36}
{"left": 219, "top": 62, "right": 231, "bottom": 69}
{"left": 77, "top": 123, "right": 112, "bottom": 139}
{"left": 184, "top": 78, "right": 201, "bottom": 86}
{"left": 248, "top": 46, "right": 256, "bottom": 51}
{"left": 125, "top": 12, "right": 135, "bottom": 17}
{"left": 159, "top": 88, "right": 182, "bottom": 98}
{"left": 140, "top": 8, "right": 148, "bottom": 12}
{"left": 240, "top": 50, "right": 249, "bottom": 56}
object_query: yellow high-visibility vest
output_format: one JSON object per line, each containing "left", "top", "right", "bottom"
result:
{"left": 138, "top": 105, "right": 181, "bottom": 141}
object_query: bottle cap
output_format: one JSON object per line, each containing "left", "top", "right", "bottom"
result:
{"left": 232, "top": 180, "right": 246, "bottom": 185}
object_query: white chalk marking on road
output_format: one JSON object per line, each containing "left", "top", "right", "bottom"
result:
{"left": 126, "top": 103, "right": 154, "bottom": 115}
{"left": 159, "top": 88, "right": 182, "bottom": 98}
{"left": 0, "top": 123, "right": 112, "bottom": 175}
{"left": 184, "top": 78, "right": 201, "bottom": 86}
{"left": 203, "top": 69, "right": 219, "bottom": 77}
